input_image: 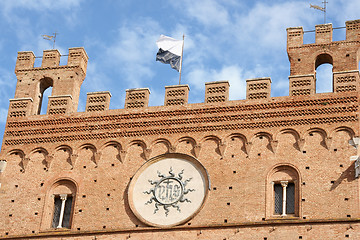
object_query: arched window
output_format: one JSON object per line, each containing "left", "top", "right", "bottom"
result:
{"left": 47, "top": 180, "right": 76, "bottom": 229}
{"left": 266, "top": 165, "right": 300, "bottom": 218}
{"left": 38, "top": 77, "right": 53, "bottom": 115}
{"left": 315, "top": 53, "right": 333, "bottom": 93}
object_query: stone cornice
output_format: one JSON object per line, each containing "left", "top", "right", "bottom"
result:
{"left": 4, "top": 115, "right": 357, "bottom": 146}
{"left": 288, "top": 40, "right": 360, "bottom": 50}
{"left": 5, "top": 105, "right": 357, "bottom": 138}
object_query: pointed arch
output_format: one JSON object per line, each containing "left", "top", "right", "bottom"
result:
{"left": 128, "top": 140, "right": 147, "bottom": 150}
{"left": 55, "top": 145, "right": 73, "bottom": 154}
{"left": 150, "top": 138, "right": 172, "bottom": 150}
{"left": 225, "top": 133, "right": 248, "bottom": 144}
{"left": 7, "top": 149, "right": 26, "bottom": 159}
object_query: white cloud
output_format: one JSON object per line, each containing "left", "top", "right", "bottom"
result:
{"left": 186, "top": 65, "right": 247, "bottom": 102}
{"left": 103, "top": 18, "right": 162, "bottom": 87}
{"left": 214, "top": 65, "right": 246, "bottom": 100}
{"left": 332, "top": 0, "right": 360, "bottom": 24}
{"left": 230, "top": 1, "right": 315, "bottom": 52}
{"left": 182, "top": 0, "right": 230, "bottom": 27}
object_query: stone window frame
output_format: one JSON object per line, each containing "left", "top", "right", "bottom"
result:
{"left": 51, "top": 193, "right": 74, "bottom": 229}
{"left": 266, "top": 164, "right": 301, "bottom": 219}
{"left": 40, "top": 178, "right": 77, "bottom": 231}
{"left": 272, "top": 181, "right": 296, "bottom": 216}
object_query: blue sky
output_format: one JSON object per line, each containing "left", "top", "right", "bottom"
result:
{"left": 0, "top": 0, "right": 359, "bottom": 145}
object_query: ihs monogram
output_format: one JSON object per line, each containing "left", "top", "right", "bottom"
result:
{"left": 143, "top": 167, "right": 195, "bottom": 216}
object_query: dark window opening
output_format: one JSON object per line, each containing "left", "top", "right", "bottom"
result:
{"left": 51, "top": 195, "right": 73, "bottom": 229}
{"left": 274, "top": 182, "right": 295, "bottom": 215}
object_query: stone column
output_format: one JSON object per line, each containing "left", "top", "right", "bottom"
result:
{"left": 57, "top": 194, "right": 68, "bottom": 228}
{"left": 281, "top": 181, "right": 288, "bottom": 216}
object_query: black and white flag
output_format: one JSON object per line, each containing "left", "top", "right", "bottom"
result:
{"left": 156, "top": 35, "right": 182, "bottom": 71}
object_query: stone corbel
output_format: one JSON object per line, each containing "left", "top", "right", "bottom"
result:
{"left": 218, "top": 142, "right": 226, "bottom": 157}
{"left": 118, "top": 150, "right": 126, "bottom": 162}
{"left": 44, "top": 154, "right": 54, "bottom": 169}
{"left": 324, "top": 137, "right": 332, "bottom": 150}
{"left": 93, "top": 151, "right": 102, "bottom": 166}
{"left": 169, "top": 145, "right": 176, "bottom": 153}
{"left": 193, "top": 144, "right": 201, "bottom": 158}
{"left": 69, "top": 154, "right": 78, "bottom": 168}
{"left": 245, "top": 142, "right": 252, "bottom": 155}
{"left": 21, "top": 157, "right": 30, "bottom": 172}
{"left": 297, "top": 138, "right": 305, "bottom": 152}
{"left": 270, "top": 140, "right": 278, "bottom": 153}
{"left": 144, "top": 148, "right": 152, "bottom": 161}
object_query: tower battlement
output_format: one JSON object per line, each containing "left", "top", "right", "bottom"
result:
{"left": 287, "top": 19, "right": 360, "bottom": 97}
{"left": 287, "top": 19, "right": 360, "bottom": 48}
{"left": 15, "top": 47, "right": 88, "bottom": 74}
{"left": 12, "top": 48, "right": 88, "bottom": 116}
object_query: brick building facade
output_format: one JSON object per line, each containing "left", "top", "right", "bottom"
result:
{"left": 0, "top": 20, "right": 360, "bottom": 239}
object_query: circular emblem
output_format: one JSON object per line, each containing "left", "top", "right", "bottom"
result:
{"left": 154, "top": 177, "right": 184, "bottom": 205}
{"left": 128, "top": 153, "right": 210, "bottom": 227}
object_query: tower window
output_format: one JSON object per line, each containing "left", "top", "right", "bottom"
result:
{"left": 267, "top": 165, "right": 300, "bottom": 218}
{"left": 274, "top": 182, "right": 295, "bottom": 215}
{"left": 52, "top": 194, "right": 73, "bottom": 229}
{"left": 42, "top": 180, "right": 77, "bottom": 231}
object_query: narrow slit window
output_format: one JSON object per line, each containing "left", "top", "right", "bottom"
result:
{"left": 274, "top": 184, "right": 283, "bottom": 214}
{"left": 286, "top": 183, "right": 295, "bottom": 214}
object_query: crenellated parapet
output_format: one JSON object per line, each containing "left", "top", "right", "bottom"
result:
{"left": 86, "top": 91, "right": 111, "bottom": 112}
{"left": 125, "top": 88, "right": 150, "bottom": 109}
{"left": 205, "top": 81, "right": 229, "bottom": 103}
{"left": 246, "top": 77, "right": 271, "bottom": 100}
{"left": 47, "top": 95, "right": 73, "bottom": 115}
{"left": 8, "top": 97, "right": 33, "bottom": 118}
{"left": 164, "top": 85, "right": 189, "bottom": 106}
{"left": 6, "top": 20, "right": 360, "bottom": 119}
{"left": 15, "top": 48, "right": 88, "bottom": 75}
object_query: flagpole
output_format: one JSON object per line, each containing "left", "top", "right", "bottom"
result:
{"left": 178, "top": 34, "right": 185, "bottom": 85}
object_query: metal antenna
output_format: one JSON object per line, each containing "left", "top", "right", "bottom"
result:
{"left": 42, "top": 32, "right": 58, "bottom": 49}
{"left": 310, "top": 1, "right": 328, "bottom": 24}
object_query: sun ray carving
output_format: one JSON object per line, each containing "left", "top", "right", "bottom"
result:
{"left": 144, "top": 168, "right": 195, "bottom": 216}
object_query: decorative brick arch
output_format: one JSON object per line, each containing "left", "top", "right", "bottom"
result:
{"left": 315, "top": 53, "right": 333, "bottom": 70}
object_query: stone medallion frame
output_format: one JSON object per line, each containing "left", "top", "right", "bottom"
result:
{"left": 128, "top": 153, "right": 210, "bottom": 228}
